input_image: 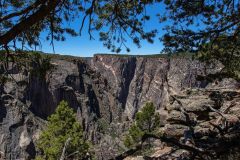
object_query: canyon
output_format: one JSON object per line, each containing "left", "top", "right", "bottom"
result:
{"left": 0, "top": 53, "right": 239, "bottom": 159}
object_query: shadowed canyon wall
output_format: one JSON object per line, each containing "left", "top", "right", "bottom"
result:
{"left": 0, "top": 54, "right": 239, "bottom": 159}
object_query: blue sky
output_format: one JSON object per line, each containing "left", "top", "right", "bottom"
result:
{"left": 39, "top": 4, "right": 166, "bottom": 57}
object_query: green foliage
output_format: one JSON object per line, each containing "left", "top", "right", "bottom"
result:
{"left": 37, "top": 101, "right": 89, "bottom": 160}
{"left": 124, "top": 124, "right": 144, "bottom": 148}
{"left": 0, "top": 0, "right": 159, "bottom": 52}
{"left": 2, "top": 1, "right": 239, "bottom": 81}
{"left": 97, "top": 118, "right": 109, "bottom": 134}
{"left": 136, "top": 102, "right": 160, "bottom": 133}
{"left": 124, "top": 102, "right": 160, "bottom": 148}
{"left": 161, "top": 1, "right": 240, "bottom": 52}
{"left": 123, "top": 135, "right": 133, "bottom": 148}
{"left": 30, "top": 52, "right": 53, "bottom": 79}
{"left": 196, "top": 39, "right": 240, "bottom": 80}
{"left": 0, "top": 50, "right": 54, "bottom": 86}
{"left": 161, "top": 1, "right": 240, "bottom": 80}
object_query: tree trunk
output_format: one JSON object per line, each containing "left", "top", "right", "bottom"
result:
{"left": 60, "top": 138, "right": 71, "bottom": 160}
{"left": 0, "top": 0, "right": 59, "bottom": 45}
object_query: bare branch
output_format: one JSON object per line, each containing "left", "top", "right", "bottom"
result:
{"left": 60, "top": 137, "right": 71, "bottom": 160}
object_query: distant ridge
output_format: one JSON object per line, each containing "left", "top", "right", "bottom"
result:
{"left": 94, "top": 52, "right": 194, "bottom": 58}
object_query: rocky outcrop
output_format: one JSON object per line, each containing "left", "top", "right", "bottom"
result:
{"left": 90, "top": 55, "right": 219, "bottom": 120}
{"left": 0, "top": 54, "right": 239, "bottom": 159}
{"left": 135, "top": 88, "right": 240, "bottom": 160}
{"left": 0, "top": 57, "right": 113, "bottom": 159}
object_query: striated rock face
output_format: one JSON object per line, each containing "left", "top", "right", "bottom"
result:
{"left": 0, "top": 54, "right": 239, "bottom": 159}
{"left": 90, "top": 55, "right": 213, "bottom": 120}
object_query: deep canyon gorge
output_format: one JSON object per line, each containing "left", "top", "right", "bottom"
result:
{"left": 0, "top": 54, "right": 239, "bottom": 159}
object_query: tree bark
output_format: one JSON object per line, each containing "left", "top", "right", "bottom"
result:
{"left": 112, "top": 133, "right": 209, "bottom": 160}
{"left": 60, "top": 137, "right": 71, "bottom": 160}
{"left": 0, "top": 0, "right": 47, "bottom": 23}
{"left": 0, "top": 0, "right": 59, "bottom": 45}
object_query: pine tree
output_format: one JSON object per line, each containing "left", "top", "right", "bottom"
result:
{"left": 136, "top": 102, "right": 160, "bottom": 133}
{"left": 161, "top": 1, "right": 240, "bottom": 79}
{"left": 0, "top": 0, "right": 157, "bottom": 53}
{"left": 124, "top": 102, "right": 160, "bottom": 148}
{"left": 36, "top": 101, "right": 89, "bottom": 160}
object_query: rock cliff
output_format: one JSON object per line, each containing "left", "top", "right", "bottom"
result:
{"left": 0, "top": 53, "right": 239, "bottom": 159}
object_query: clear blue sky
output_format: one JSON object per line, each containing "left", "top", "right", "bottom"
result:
{"left": 39, "top": 4, "right": 166, "bottom": 57}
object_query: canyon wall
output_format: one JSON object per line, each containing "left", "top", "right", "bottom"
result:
{"left": 0, "top": 54, "right": 239, "bottom": 159}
